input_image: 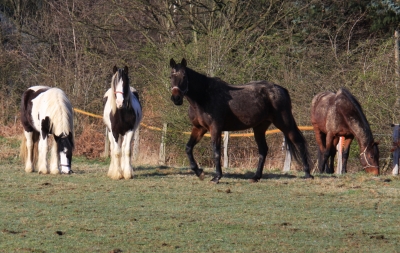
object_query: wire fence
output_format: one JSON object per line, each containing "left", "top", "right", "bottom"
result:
{"left": 73, "top": 108, "right": 397, "bottom": 175}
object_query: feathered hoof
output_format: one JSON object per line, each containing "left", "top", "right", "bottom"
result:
{"left": 108, "top": 171, "right": 123, "bottom": 180}
{"left": 25, "top": 167, "right": 34, "bottom": 173}
{"left": 123, "top": 174, "right": 133, "bottom": 179}
{"left": 50, "top": 170, "right": 61, "bottom": 175}
{"left": 108, "top": 175, "right": 123, "bottom": 180}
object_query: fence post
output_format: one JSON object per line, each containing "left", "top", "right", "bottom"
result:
{"left": 336, "top": 136, "right": 344, "bottom": 174}
{"left": 102, "top": 127, "right": 109, "bottom": 157}
{"left": 132, "top": 125, "right": 140, "bottom": 162}
{"left": 392, "top": 124, "right": 400, "bottom": 175}
{"left": 159, "top": 123, "right": 167, "bottom": 165}
{"left": 283, "top": 136, "right": 291, "bottom": 172}
{"left": 223, "top": 131, "right": 229, "bottom": 168}
{"left": 395, "top": 30, "right": 399, "bottom": 90}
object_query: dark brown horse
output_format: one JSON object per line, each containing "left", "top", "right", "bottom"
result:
{"left": 311, "top": 88, "right": 379, "bottom": 175}
{"left": 169, "top": 58, "right": 313, "bottom": 183}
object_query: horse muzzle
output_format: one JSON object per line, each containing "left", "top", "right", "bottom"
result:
{"left": 171, "top": 95, "right": 183, "bottom": 105}
{"left": 60, "top": 164, "right": 72, "bottom": 174}
{"left": 364, "top": 167, "right": 379, "bottom": 176}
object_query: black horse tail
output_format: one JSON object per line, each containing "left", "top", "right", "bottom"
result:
{"left": 284, "top": 128, "right": 312, "bottom": 171}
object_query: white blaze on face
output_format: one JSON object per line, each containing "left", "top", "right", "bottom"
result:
{"left": 60, "top": 147, "right": 71, "bottom": 174}
{"left": 115, "top": 78, "right": 124, "bottom": 108}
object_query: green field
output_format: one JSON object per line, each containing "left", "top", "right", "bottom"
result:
{"left": 1, "top": 152, "right": 400, "bottom": 252}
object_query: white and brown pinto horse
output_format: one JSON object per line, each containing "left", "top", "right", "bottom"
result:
{"left": 103, "top": 66, "right": 142, "bottom": 180}
{"left": 20, "top": 86, "right": 74, "bottom": 174}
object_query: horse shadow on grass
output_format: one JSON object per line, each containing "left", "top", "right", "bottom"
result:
{"left": 136, "top": 165, "right": 298, "bottom": 181}
{"left": 72, "top": 165, "right": 303, "bottom": 182}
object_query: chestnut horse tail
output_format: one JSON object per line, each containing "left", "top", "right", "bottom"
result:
{"left": 20, "top": 131, "right": 39, "bottom": 166}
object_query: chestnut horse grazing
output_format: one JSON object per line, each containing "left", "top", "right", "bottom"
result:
{"left": 103, "top": 66, "right": 142, "bottom": 179}
{"left": 20, "top": 86, "right": 74, "bottom": 174}
{"left": 169, "top": 58, "right": 313, "bottom": 183}
{"left": 311, "top": 88, "right": 379, "bottom": 175}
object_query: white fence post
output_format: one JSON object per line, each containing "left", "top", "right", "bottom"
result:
{"left": 223, "top": 131, "right": 229, "bottom": 168}
{"left": 283, "top": 136, "right": 291, "bottom": 172}
{"left": 336, "top": 136, "right": 344, "bottom": 174}
{"left": 159, "top": 123, "right": 167, "bottom": 165}
{"left": 392, "top": 124, "right": 400, "bottom": 175}
{"left": 132, "top": 125, "right": 140, "bottom": 162}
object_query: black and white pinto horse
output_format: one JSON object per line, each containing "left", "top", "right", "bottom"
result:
{"left": 103, "top": 66, "right": 142, "bottom": 180}
{"left": 20, "top": 86, "right": 74, "bottom": 174}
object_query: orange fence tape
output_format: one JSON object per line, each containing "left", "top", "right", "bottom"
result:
{"left": 73, "top": 108, "right": 103, "bottom": 119}
{"left": 73, "top": 108, "right": 314, "bottom": 137}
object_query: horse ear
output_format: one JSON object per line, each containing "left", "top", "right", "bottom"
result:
{"left": 181, "top": 58, "right": 187, "bottom": 67}
{"left": 113, "top": 65, "right": 118, "bottom": 74}
{"left": 124, "top": 66, "right": 129, "bottom": 75}
{"left": 170, "top": 58, "right": 176, "bottom": 68}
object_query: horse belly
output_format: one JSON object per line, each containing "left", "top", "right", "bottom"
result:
{"left": 218, "top": 109, "right": 265, "bottom": 132}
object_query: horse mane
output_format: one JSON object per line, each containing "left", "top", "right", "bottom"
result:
{"left": 109, "top": 70, "right": 119, "bottom": 115}
{"left": 46, "top": 88, "right": 74, "bottom": 137}
{"left": 186, "top": 67, "right": 211, "bottom": 87}
{"left": 338, "top": 88, "right": 374, "bottom": 144}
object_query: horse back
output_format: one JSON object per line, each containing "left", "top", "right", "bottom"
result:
{"left": 194, "top": 81, "right": 294, "bottom": 131}
{"left": 20, "top": 86, "right": 51, "bottom": 132}
{"left": 311, "top": 89, "right": 359, "bottom": 136}
{"left": 311, "top": 91, "right": 338, "bottom": 133}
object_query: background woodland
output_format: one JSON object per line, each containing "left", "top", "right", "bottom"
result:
{"left": 1, "top": 0, "right": 400, "bottom": 172}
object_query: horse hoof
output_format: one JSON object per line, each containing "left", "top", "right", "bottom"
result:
{"left": 303, "top": 174, "right": 314, "bottom": 179}
{"left": 249, "top": 178, "right": 260, "bottom": 183}
{"left": 210, "top": 176, "right": 221, "bottom": 184}
{"left": 194, "top": 168, "right": 204, "bottom": 177}
{"left": 198, "top": 171, "right": 205, "bottom": 181}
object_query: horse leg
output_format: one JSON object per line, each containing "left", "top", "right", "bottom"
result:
{"left": 341, "top": 138, "right": 353, "bottom": 173}
{"left": 319, "top": 132, "right": 336, "bottom": 175}
{"left": 327, "top": 146, "right": 336, "bottom": 174}
{"left": 210, "top": 128, "right": 223, "bottom": 183}
{"left": 313, "top": 128, "right": 328, "bottom": 173}
{"left": 326, "top": 137, "right": 338, "bottom": 174}
{"left": 49, "top": 136, "right": 60, "bottom": 174}
{"left": 249, "top": 125, "right": 269, "bottom": 182}
{"left": 185, "top": 126, "right": 207, "bottom": 180}
{"left": 37, "top": 133, "right": 49, "bottom": 174}
{"left": 23, "top": 131, "right": 34, "bottom": 173}
{"left": 121, "top": 131, "right": 134, "bottom": 179}
{"left": 108, "top": 132, "right": 123, "bottom": 180}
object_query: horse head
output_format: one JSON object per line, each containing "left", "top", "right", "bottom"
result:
{"left": 112, "top": 65, "right": 130, "bottom": 109}
{"left": 54, "top": 132, "right": 74, "bottom": 174}
{"left": 360, "top": 141, "right": 380, "bottom": 175}
{"left": 169, "top": 58, "right": 188, "bottom": 105}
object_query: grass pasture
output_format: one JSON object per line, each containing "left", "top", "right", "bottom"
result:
{"left": 1, "top": 154, "right": 400, "bottom": 252}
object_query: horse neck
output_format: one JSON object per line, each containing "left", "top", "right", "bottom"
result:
{"left": 350, "top": 121, "right": 374, "bottom": 151}
{"left": 185, "top": 67, "right": 209, "bottom": 103}
{"left": 340, "top": 88, "right": 374, "bottom": 151}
